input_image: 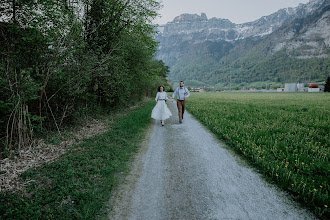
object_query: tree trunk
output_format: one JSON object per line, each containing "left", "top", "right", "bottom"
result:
{"left": 12, "top": 0, "right": 16, "bottom": 23}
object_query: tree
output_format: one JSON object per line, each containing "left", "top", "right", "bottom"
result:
{"left": 1, "top": 0, "right": 168, "bottom": 154}
{"left": 325, "top": 76, "right": 330, "bottom": 92}
{"left": 0, "top": 0, "right": 76, "bottom": 150}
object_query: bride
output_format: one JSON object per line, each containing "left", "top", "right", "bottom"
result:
{"left": 151, "top": 86, "right": 172, "bottom": 126}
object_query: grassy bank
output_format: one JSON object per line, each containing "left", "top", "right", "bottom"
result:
{"left": 0, "top": 100, "right": 155, "bottom": 220}
{"left": 187, "top": 92, "right": 329, "bottom": 219}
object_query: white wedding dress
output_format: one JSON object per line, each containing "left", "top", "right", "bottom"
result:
{"left": 151, "top": 92, "right": 172, "bottom": 120}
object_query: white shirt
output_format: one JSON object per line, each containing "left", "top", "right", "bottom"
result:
{"left": 172, "top": 87, "right": 190, "bottom": 100}
{"left": 155, "top": 92, "right": 168, "bottom": 101}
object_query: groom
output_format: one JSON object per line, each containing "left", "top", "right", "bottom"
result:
{"left": 171, "top": 81, "right": 190, "bottom": 123}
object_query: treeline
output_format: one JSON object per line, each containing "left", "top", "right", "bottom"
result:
{"left": 0, "top": 0, "right": 168, "bottom": 155}
{"left": 169, "top": 41, "right": 330, "bottom": 88}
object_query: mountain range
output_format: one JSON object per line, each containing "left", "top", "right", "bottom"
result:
{"left": 156, "top": 0, "right": 330, "bottom": 89}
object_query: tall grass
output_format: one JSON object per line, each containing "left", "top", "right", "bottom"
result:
{"left": 187, "top": 92, "right": 329, "bottom": 219}
{"left": 0, "top": 100, "right": 155, "bottom": 220}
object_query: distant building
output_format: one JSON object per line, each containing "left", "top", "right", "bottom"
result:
{"left": 284, "top": 83, "right": 297, "bottom": 92}
{"left": 308, "top": 88, "right": 320, "bottom": 92}
{"left": 308, "top": 83, "right": 324, "bottom": 92}
{"left": 191, "top": 88, "right": 204, "bottom": 92}
{"left": 297, "top": 83, "right": 304, "bottom": 89}
{"left": 298, "top": 87, "right": 308, "bottom": 92}
{"left": 281, "top": 83, "right": 309, "bottom": 92}
{"left": 309, "top": 83, "right": 319, "bottom": 88}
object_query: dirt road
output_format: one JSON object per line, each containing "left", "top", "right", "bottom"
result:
{"left": 108, "top": 101, "right": 316, "bottom": 220}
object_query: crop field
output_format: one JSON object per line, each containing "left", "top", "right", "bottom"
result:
{"left": 187, "top": 92, "right": 329, "bottom": 219}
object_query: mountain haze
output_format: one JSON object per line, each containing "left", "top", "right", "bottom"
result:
{"left": 156, "top": 0, "right": 330, "bottom": 88}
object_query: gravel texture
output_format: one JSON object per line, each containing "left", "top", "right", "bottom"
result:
{"left": 108, "top": 101, "right": 317, "bottom": 220}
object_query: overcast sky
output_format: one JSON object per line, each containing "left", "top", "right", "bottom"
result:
{"left": 154, "top": 0, "right": 311, "bottom": 24}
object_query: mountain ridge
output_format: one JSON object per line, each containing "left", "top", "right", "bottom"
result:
{"left": 156, "top": 0, "right": 330, "bottom": 88}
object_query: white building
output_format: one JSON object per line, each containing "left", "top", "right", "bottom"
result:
{"left": 284, "top": 83, "right": 298, "bottom": 92}
{"left": 308, "top": 84, "right": 324, "bottom": 92}
{"left": 281, "top": 83, "right": 309, "bottom": 92}
{"left": 308, "top": 88, "right": 320, "bottom": 92}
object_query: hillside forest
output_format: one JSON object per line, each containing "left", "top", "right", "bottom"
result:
{"left": 169, "top": 39, "right": 330, "bottom": 89}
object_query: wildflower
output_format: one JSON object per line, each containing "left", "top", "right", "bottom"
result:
{"left": 325, "top": 205, "right": 328, "bottom": 208}
{"left": 320, "top": 185, "right": 323, "bottom": 188}
{"left": 313, "top": 189, "right": 317, "bottom": 192}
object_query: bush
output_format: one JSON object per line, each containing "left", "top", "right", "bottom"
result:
{"left": 325, "top": 76, "right": 330, "bottom": 92}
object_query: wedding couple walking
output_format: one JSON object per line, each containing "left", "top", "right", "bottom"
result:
{"left": 151, "top": 81, "right": 190, "bottom": 126}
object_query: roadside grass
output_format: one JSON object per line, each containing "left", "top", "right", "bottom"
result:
{"left": 187, "top": 92, "right": 329, "bottom": 219}
{"left": 0, "top": 100, "right": 155, "bottom": 220}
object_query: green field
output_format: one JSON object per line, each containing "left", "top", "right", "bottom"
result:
{"left": 187, "top": 92, "right": 329, "bottom": 219}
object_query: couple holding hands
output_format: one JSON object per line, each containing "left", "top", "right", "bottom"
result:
{"left": 151, "top": 81, "right": 190, "bottom": 126}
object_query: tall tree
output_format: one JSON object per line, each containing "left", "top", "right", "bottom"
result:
{"left": 1, "top": 0, "right": 168, "bottom": 154}
{"left": 325, "top": 76, "right": 330, "bottom": 92}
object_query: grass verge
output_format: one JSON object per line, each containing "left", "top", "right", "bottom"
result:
{"left": 0, "top": 100, "right": 154, "bottom": 220}
{"left": 187, "top": 92, "right": 329, "bottom": 219}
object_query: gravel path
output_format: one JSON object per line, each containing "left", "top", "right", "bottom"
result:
{"left": 108, "top": 101, "right": 317, "bottom": 220}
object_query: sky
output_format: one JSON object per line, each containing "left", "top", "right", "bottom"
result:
{"left": 154, "top": 0, "right": 311, "bottom": 25}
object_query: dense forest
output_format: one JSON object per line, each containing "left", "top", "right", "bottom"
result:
{"left": 169, "top": 39, "right": 330, "bottom": 89}
{"left": 0, "top": 0, "right": 169, "bottom": 156}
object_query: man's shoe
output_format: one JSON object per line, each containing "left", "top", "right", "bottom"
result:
{"left": 179, "top": 120, "right": 182, "bottom": 123}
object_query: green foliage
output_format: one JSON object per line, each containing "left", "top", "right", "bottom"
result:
{"left": 184, "top": 80, "right": 207, "bottom": 87}
{"left": 0, "top": 100, "right": 155, "bottom": 219}
{"left": 325, "top": 76, "right": 330, "bottom": 92}
{"left": 188, "top": 92, "right": 330, "bottom": 219}
{"left": 0, "top": 0, "right": 168, "bottom": 152}
{"left": 168, "top": 39, "right": 329, "bottom": 87}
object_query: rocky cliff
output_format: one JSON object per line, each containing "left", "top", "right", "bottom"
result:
{"left": 271, "top": 0, "right": 330, "bottom": 59}
{"left": 156, "top": 0, "right": 330, "bottom": 86}
{"left": 156, "top": 0, "right": 326, "bottom": 62}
